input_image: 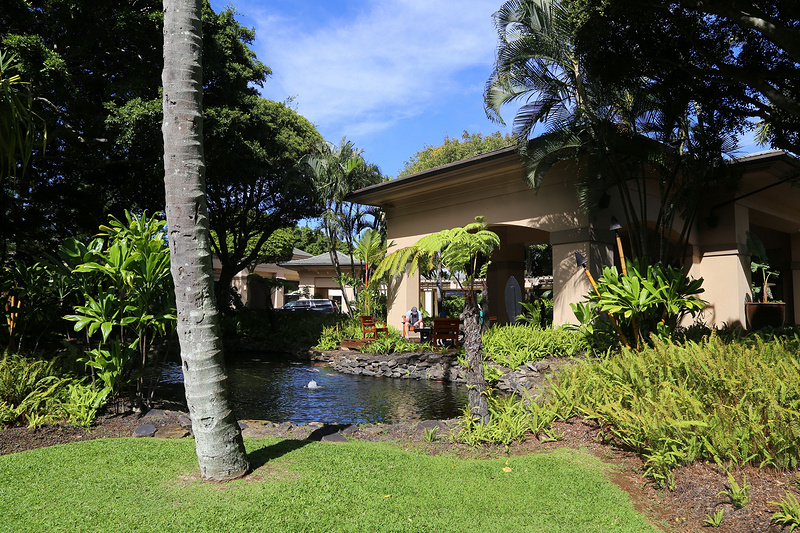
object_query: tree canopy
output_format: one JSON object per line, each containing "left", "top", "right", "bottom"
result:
{"left": 570, "top": 0, "right": 800, "bottom": 155}
{"left": 398, "top": 130, "right": 514, "bottom": 177}
{"left": 485, "top": 0, "right": 738, "bottom": 263}
{"left": 1, "top": 0, "right": 322, "bottom": 289}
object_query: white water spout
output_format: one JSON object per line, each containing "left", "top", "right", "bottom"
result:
{"left": 307, "top": 380, "right": 318, "bottom": 389}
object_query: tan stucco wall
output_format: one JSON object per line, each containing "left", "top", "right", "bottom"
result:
{"left": 355, "top": 150, "right": 800, "bottom": 331}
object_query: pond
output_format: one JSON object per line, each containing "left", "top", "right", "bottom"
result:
{"left": 156, "top": 354, "right": 469, "bottom": 425}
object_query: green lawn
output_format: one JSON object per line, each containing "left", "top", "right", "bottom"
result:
{"left": 0, "top": 437, "right": 659, "bottom": 532}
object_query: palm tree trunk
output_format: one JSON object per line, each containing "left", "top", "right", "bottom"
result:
{"left": 162, "top": 0, "right": 248, "bottom": 482}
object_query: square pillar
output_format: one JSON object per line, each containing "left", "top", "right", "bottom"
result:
{"left": 550, "top": 228, "right": 613, "bottom": 327}
{"left": 387, "top": 265, "right": 420, "bottom": 333}
{"left": 687, "top": 203, "right": 750, "bottom": 328}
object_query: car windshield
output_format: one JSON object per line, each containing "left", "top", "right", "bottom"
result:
{"left": 284, "top": 300, "right": 306, "bottom": 308}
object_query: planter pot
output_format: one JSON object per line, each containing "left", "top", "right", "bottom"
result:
{"left": 745, "top": 302, "right": 786, "bottom": 330}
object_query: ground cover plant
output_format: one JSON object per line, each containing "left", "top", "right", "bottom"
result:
{"left": 546, "top": 335, "right": 800, "bottom": 489}
{"left": 0, "top": 353, "right": 102, "bottom": 429}
{"left": 482, "top": 324, "right": 588, "bottom": 368}
{"left": 0, "top": 437, "right": 660, "bottom": 532}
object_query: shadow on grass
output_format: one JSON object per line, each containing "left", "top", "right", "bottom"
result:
{"left": 247, "top": 424, "right": 352, "bottom": 470}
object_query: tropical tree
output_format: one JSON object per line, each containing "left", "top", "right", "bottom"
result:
{"left": 302, "top": 138, "right": 384, "bottom": 313}
{"left": 376, "top": 216, "right": 500, "bottom": 423}
{"left": 205, "top": 98, "right": 322, "bottom": 311}
{"left": 161, "top": 0, "right": 248, "bottom": 481}
{"left": 353, "top": 228, "right": 389, "bottom": 317}
{"left": 571, "top": 0, "right": 800, "bottom": 156}
{"left": 0, "top": 49, "right": 46, "bottom": 264}
{"left": 398, "top": 130, "right": 514, "bottom": 177}
{"left": 485, "top": 0, "right": 736, "bottom": 263}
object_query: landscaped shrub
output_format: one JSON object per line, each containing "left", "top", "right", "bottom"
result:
{"left": 223, "top": 308, "right": 345, "bottom": 350}
{"left": 0, "top": 353, "right": 90, "bottom": 428}
{"left": 360, "top": 331, "right": 436, "bottom": 355}
{"left": 454, "top": 391, "right": 559, "bottom": 446}
{"left": 570, "top": 260, "right": 705, "bottom": 350}
{"left": 482, "top": 325, "right": 588, "bottom": 368}
{"left": 547, "top": 336, "right": 800, "bottom": 488}
{"left": 313, "top": 317, "right": 363, "bottom": 350}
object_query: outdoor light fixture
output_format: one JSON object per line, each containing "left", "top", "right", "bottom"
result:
{"left": 574, "top": 251, "right": 588, "bottom": 269}
{"left": 609, "top": 216, "right": 628, "bottom": 276}
{"left": 573, "top": 249, "right": 631, "bottom": 348}
{"left": 574, "top": 251, "right": 598, "bottom": 294}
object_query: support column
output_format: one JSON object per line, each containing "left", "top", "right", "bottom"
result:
{"left": 687, "top": 203, "right": 750, "bottom": 328}
{"left": 487, "top": 238, "right": 526, "bottom": 325}
{"left": 387, "top": 265, "right": 420, "bottom": 333}
{"left": 550, "top": 228, "right": 613, "bottom": 327}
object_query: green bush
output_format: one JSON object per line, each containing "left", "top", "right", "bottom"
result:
{"left": 547, "top": 335, "right": 800, "bottom": 487}
{"left": 360, "top": 332, "right": 435, "bottom": 355}
{"left": 223, "top": 309, "right": 345, "bottom": 350}
{"left": 455, "top": 391, "right": 559, "bottom": 446}
{"left": 482, "top": 325, "right": 588, "bottom": 369}
{"left": 0, "top": 353, "right": 94, "bottom": 428}
{"left": 313, "top": 318, "right": 363, "bottom": 350}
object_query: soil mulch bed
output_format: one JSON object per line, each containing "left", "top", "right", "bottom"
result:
{"left": 1, "top": 404, "right": 796, "bottom": 533}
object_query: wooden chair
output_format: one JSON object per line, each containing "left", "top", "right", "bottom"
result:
{"left": 360, "top": 315, "right": 388, "bottom": 340}
{"left": 431, "top": 318, "right": 461, "bottom": 348}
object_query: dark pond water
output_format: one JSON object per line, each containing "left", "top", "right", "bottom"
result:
{"left": 157, "top": 355, "right": 468, "bottom": 425}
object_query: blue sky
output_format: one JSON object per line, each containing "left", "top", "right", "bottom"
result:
{"left": 209, "top": 0, "right": 760, "bottom": 178}
{"left": 209, "top": 0, "right": 515, "bottom": 177}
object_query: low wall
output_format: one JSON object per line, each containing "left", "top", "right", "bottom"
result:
{"left": 309, "top": 349, "right": 562, "bottom": 397}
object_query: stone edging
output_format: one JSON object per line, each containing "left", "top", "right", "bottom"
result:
{"left": 309, "top": 349, "right": 562, "bottom": 397}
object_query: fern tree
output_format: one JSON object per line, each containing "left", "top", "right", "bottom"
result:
{"left": 376, "top": 217, "right": 500, "bottom": 423}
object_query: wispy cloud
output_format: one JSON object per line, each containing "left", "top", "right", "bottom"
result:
{"left": 246, "top": 0, "right": 500, "bottom": 137}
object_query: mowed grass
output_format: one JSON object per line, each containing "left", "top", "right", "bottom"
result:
{"left": 0, "top": 437, "right": 658, "bottom": 533}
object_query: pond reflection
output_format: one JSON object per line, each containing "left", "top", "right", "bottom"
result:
{"left": 156, "top": 355, "right": 468, "bottom": 425}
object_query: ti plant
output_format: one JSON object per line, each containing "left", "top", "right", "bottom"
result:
{"left": 570, "top": 259, "right": 705, "bottom": 350}
{"left": 62, "top": 211, "right": 176, "bottom": 410}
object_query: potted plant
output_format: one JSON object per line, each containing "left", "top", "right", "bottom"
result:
{"left": 745, "top": 231, "right": 785, "bottom": 330}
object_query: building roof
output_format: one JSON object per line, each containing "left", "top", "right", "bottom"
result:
{"left": 280, "top": 250, "right": 364, "bottom": 268}
{"left": 346, "top": 145, "right": 519, "bottom": 207}
{"left": 348, "top": 147, "right": 799, "bottom": 208}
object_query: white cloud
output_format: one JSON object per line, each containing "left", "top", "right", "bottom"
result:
{"left": 245, "top": 0, "right": 500, "bottom": 137}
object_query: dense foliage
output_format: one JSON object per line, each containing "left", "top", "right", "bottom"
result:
{"left": 570, "top": 260, "right": 705, "bottom": 350}
{"left": 1, "top": 0, "right": 323, "bottom": 305}
{"left": 485, "top": 0, "right": 739, "bottom": 263}
{"left": 483, "top": 325, "right": 588, "bottom": 368}
{"left": 571, "top": 0, "right": 800, "bottom": 155}
{"left": 549, "top": 335, "right": 800, "bottom": 488}
{"left": 398, "top": 130, "right": 514, "bottom": 177}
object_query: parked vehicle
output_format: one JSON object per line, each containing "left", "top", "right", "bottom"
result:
{"left": 277, "top": 299, "right": 339, "bottom": 314}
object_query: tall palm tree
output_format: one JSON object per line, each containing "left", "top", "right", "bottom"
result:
{"left": 485, "top": 0, "right": 734, "bottom": 264}
{"left": 303, "top": 138, "right": 383, "bottom": 313}
{"left": 161, "top": 0, "right": 248, "bottom": 482}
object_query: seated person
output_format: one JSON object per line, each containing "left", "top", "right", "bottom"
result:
{"left": 403, "top": 306, "right": 424, "bottom": 338}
